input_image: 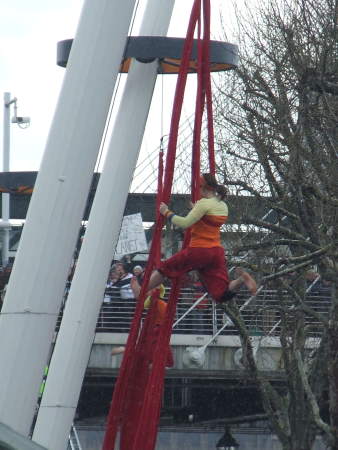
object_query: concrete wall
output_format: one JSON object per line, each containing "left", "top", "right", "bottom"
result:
{"left": 89, "top": 334, "right": 284, "bottom": 375}
{"left": 74, "top": 428, "right": 325, "bottom": 450}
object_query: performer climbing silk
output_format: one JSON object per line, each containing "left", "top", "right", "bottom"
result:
{"left": 146, "top": 173, "right": 257, "bottom": 302}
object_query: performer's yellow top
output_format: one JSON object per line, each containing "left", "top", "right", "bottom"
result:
{"left": 171, "top": 197, "right": 228, "bottom": 248}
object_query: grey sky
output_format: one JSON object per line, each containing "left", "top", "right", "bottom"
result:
{"left": 0, "top": 0, "right": 236, "bottom": 172}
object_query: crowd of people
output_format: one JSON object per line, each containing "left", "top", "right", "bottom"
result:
{"left": 100, "top": 262, "right": 215, "bottom": 334}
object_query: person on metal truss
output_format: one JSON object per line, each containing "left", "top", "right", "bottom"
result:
{"left": 142, "top": 172, "right": 257, "bottom": 303}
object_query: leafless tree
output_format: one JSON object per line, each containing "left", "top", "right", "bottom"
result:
{"left": 213, "top": 0, "right": 338, "bottom": 448}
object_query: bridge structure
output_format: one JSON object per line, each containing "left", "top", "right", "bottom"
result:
{"left": 0, "top": 155, "right": 327, "bottom": 443}
{"left": 0, "top": 103, "right": 327, "bottom": 450}
{"left": 0, "top": 1, "right": 328, "bottom": 449}
{"left": 0, "top": 171, "right": 268, "bottom": 223}
{"left": 63, "top": 282, "right": 328, "bottom": 450}
{"left": 0, "top": 101, "right": 326, "bottom": 450}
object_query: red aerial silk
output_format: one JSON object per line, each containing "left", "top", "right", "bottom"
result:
{"left": 102, "top": 1, "right": 215, "bottom": 449}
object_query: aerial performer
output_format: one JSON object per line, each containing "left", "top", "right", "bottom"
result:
{"left": 143, "top": 172, "right": 257, "bottom": 303}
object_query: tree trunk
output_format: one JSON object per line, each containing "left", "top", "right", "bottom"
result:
{"left": 328, "top": 283, "right": 338, "bottom": 448}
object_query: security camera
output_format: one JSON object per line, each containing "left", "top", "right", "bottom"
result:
{"left": 12, "top": 116, "right": 31, "bottom": 124}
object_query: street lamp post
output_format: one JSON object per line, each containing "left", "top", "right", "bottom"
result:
{"left": 216, "top": 427, "right": 240, "bottom": 450}
{"left": 2, "top": 92, "right": 14, "bottom": 268}
{"left": 2, "top": 92, "right": 30, "bottom": 268}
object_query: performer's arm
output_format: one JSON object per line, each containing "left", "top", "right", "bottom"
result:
{"left": 160, "top": 200, "right": 208, "bottom": 229}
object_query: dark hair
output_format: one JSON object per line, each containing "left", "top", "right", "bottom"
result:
{"left": 202, "top": 173, "right": 228, "bottom": 200}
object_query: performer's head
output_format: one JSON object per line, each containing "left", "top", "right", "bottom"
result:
{"left": 199, "top": 173, "right": 227, "bottom": 200}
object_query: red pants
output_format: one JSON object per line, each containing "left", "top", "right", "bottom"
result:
{"left": 158, "top": 246, "right": 229, "bottom": 302}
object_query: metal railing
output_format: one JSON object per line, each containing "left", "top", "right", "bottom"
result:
{"left": 57, "top": 286, "right": 332, "bottom": 339}
{"left": 68, "top": 424, "right": 82, "bottom": 450}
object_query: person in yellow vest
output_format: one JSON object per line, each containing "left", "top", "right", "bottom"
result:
{"left": 112, "top": 281, "right": 174, "bottom": 367}
{"left": 142, "top": 284, "right": 174, "bottom": 367}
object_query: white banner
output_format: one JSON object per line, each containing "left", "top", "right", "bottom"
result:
{"left": 114, "top": 213, "right": 148, "bottom": 259}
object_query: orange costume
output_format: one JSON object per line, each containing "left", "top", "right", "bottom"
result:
{"left": 158, "top": 196, "right": 231, "bottom": 302}
{"left": 144, "top": 289, "right": 174, "bottom": 368}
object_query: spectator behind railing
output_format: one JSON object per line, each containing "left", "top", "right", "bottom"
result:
{"left": 56, "top": 263, "right": 333, "bottom": 337}
{"left": 114, "top": 262, "right": 134, "bottom": 300}
{"left": 110, "top": 262, "right": 135, "bottom": 331}
{"left": 305, "top": 270, "right": 332, "bottom": 296}
{"left": 132, "top": 265, "right": 143, "bottom": 277}
{"left": 305, "top": 270, "right": 332, "bottom": 334}
{"left": 0, "top": 263, "right": 13, "bottom": 311}
{"left": 87, "top": 283, "right": 334, "bottom": 337}
{"left": 104, "top": 266, "right": 119, "bottom": 301}
{"left": 98, "top": 266, "right": 120, "bottom": 331}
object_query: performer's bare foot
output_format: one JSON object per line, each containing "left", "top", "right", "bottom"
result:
{"left": 235, "top": 268, "right": 257, "bottom": 295}
{"left": 130, "top": 276, "right": 141, "bottom": 299}
{"left": 111, "top": 346, "right": 125, "bottom": 356}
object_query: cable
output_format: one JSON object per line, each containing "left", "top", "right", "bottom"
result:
{"left": 80, "top": 0, "right": 142, "bottom": 228}
{"left": 131, "top": 113, "right": 211, "bottom": 193}
{"left": 95, "top": 0, "right": 142, "bottom": 173}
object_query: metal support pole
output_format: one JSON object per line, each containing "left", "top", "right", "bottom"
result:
{"left": 201, "top": 288, "right": 263, "bottom": 351}
{"left": 212, "top": 299, "right": 218, "bottom": 336}
{"left": 32, "top": 1, "right": 175, "bottom": 449}
{"left": 173, "top": 293, "right": 207, "bottom": 328}
{"left": 2, "top": 92, "right": 11, "bottom": 268}
{"left": 0, "top": 0, "right": 136, "bottom": 437}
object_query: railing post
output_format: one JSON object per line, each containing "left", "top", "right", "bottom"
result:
{"left": 212, "top": 300, "right": 218, "bottom": 337}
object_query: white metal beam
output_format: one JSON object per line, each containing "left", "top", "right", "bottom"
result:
{"left": 0, "top": 0, "right": 136, "bottom": 437}
{"left": 32, "top": 0, "right": 175, "bottom": 449}
{"left": 0, "top": 422, "right": 46, "bottom": 450}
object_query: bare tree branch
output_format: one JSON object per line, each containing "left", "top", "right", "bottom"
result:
{"left": 295, "top": 350, "right": 333, "bottom": 439}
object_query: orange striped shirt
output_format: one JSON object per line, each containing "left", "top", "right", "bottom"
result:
{"left": 171, "top": 197, "right": 228, "bottom": 248}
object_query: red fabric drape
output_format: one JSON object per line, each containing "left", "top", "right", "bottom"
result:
{"left": 203, "top": 0, "right": 216, "bottom": 174}
{"left": 102, "top": 1, "right": 215, "bottom": 448}
{"left": 155, "top": 148, "right": 164, "bottom": 265}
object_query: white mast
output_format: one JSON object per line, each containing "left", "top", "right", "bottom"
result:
{"left": 32, "top": 0, "right": 175, "bottom": 448}
{"left": 0, "top": 0, "right": 136, "bottom": 436}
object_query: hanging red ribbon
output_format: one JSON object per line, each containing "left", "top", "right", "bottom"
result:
{"left": 102, "top": 1, "right": 215, "bottom": 448}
